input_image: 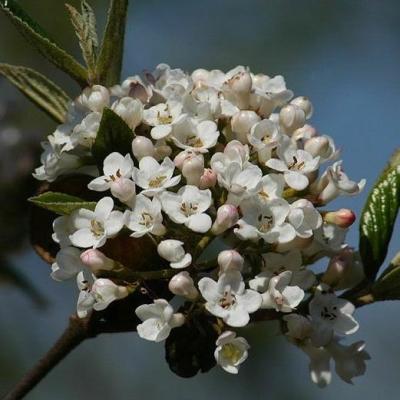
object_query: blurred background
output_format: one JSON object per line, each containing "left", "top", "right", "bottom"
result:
{"left": 0, "top": 0, "right": 399, "bottom": 399}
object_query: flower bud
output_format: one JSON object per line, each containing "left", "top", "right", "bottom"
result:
{"left": 78, "top": 85, "right": 110, "bottom": 112}
{"left": 132, "top": 136, "right": 155, "bottom": 160}
{"left": 217, "top": 250, "right": 244, "bottom": 274}
{"left": 91, "top": 279, "right": 129, "bottom": 309}
{"left": 110, "top": 177, "right": 136, "bottom": 205}
{"left": 112, "top": 97, "right": 143, "bottom": 130}
{"left": 304, "top": 136, "right": 330, "bottom": 157}
{"left": 192, "top": 68, "right": 210, "bottom": 84}
{"left": 323, "top": 209, "right": 356, "bottom": 228}
{"left": 279, "top": 104, "right": 306, "bottom": 134}
{"left": 228, "top": 71, "right": 252, "bottom": 95}
{"left": 168, "top": 271, "right": 199, "bottom": 300}
{"left": 199, "top": 168, "right": 217, "bottom": 189}
{"left": 174, "top": 150, "right": 194, "bottom": 170}
{"left": 212, "top": 204, "right": 239, "bottom": 234}
{"left": 321, "top": 255, "right": 346, "bottom": 287}
{"left": 292, "top": 124, "right": 317, "bottom": 141}
{"left": 231, "top": 111, "right": 261, "bottom": 143}
{"left": 154, "top": 141, "right": 172, "bottom": 160}
{"left": 157, "top": 240, "right": 192, "bottom": 269}
{"left": 80, "top": 249, "right": 116, "bottom": 273}
{"left": 290, "top": 96, "right": 313, "bottom": 119}
{"left": 182, "top": 153, "right": 204, "bottom": 186}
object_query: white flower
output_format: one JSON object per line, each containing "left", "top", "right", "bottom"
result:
{"left": 198, "top": 271, "right": 262, "bottom": 327}
{"left": 70, "top": 112, "right": 101, "bottom": 148}
{"left": 214, "top": 331, "right": 250, "bottom": 374}
{"left": 288, "top": 199, "right": 322, "bottom": 238}
{"left": 217, "top": 250, "right": 244, "bottom": 274}
{"left": 249, "top": 270, "right": 304, "bottom": 312}
{"left": 125, "top": 194, "right": 166, "bottom": 238}
{"left": 248, "top": 118, "right": 280, "bottom": 158}
{"left": 266, "top": 143, "right": 320, "bottom": 191}
{"left": 171, "top": 118, "right": 219, "bottom": 153}
{"left": 77, "top": 85, "right": 110, "bottom": 112}
{"left": 312, "top": 161, "right": 366, "bottom": 205}
{"left": 309, "top": 292, "right": 359, "bottom": 347}
{"left": 182, "top": 85, "right": 221, "bottom": 120}
{"left": 131, "top": 136, "right": 155, "bottom": 160}
{"left": 51, "top": 247, "right": 84, "bottom": 281}
{"left": 143, "top": 101, "right": 184, "bottom": 139}
{"left": 69, "top": 197, "right": 124, "bottom": 248}
{"left": 157, "top": 239, "right": 192, "bottom": 269}
{"left": 168, "top": 271, "right": 199, "bottom": 300}
{"left": 135, "top": 299, "right": 185, "bottom": 342}
{"left": 235, "top": 198, "right": 295, "bottom": 243}
{"left": 326, "top": 340, "right": 370, "bottom": 384}
{"left": 88, "top": 152, "right": 135, "bottom": 204}
{"left": 133, "top": 156, "right": 181, "bottom": 197}
{"left": 76, "top": 271, "right": 129, "bottom": 318}
{"left": 160, "top": 185, "right": 212, "bottom": 233}
{"left": 256, "top": 250, "right": 315, "bottom": 290}
{"left": 256, "top": 173, "right": 285, "bottom": 203}
{"left": 111, "top": 97, "right": 143, "bottom": 130}
{"left": 52, "top": 215, "right": 73, "bottom": 248}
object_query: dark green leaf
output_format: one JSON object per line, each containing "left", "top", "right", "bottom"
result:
{"left": 92, "top": 108, "right": 134, "bottom": 169}
{"left": 372, "top": 252, "right": 400, "bottom": 300}
{"left": 66, "top": 1, "right": 98, "bottom": 82}
{"left": 0, "top": 0, "right": 88, "bottom": 86}
{"left": 0, "top": 63, "right": 70, "bottom": 123}
{"left": 96, "top": 0, "right": 128, "bottom": 86}
{"left": 165, "top": 310, "right": 218, "bottom": 378}
{"left": 359, "top": 150, "right": 400, "bottom": 280}
{"left": 29, "top": 191, "right": 96, "bottom": 215}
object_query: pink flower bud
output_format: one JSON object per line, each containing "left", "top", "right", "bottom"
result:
{"left": 110, "top": 177, "right": 136, "bottom": 205}
{"left": 218, "top": 250, "right": 244, "bottom": 274}
{"left": 279, "top": 104, "right": 306, "bottom": 134}
{"left": 174, "top": 150, "right": 194, "bottom": 170}
{"left": 304, "top": 136, "right": 330, "bottom": 157}
{"left": 199, "top": 168, "right": 217, "bottom": 189}
{"left": 168, "top": 271, "right": 199, "bottom": 300}
{"left": 321, "top": 255, "right": 346, "bottom": 287}
{"left": 323, "top": 209, "right": 356, "bottom": 228}
{"left": 132, "top": 136, "right": 155, "bottom": 160}
{"left": 231, "top": 111, "right": 261, "bottom": 143}
{"left": 80, "top": 249, "right": 115, "bottom": 273}
{"left": 182, "top": 154, "right": 204, "bottom": 186}
{"left": 290, "top": 96, "right": 313, "bottom": 119}
{"left": 211, "top": 204, "right": 239, "bottom": 234}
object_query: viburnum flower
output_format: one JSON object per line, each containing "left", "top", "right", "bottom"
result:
{"left": 88, "top": 152, "right": 135, "bottom": 204}
{"left": 51, "top": 246, "right": 84, "bottom": 281}
{"left": 160, "top": 185, "right": 212, "bottom": 232}
{"left": 69, "top": 197, "right": 125, "bottom": 248}
{"left": 198, "top": 271, "right": 262, "bottom": 327}
{"left": 133, "top": 156, "right": 181, "bottom": 197}
{"left": 287, "top": 199, "right": 322, "bottom": 238}
{"left": 135, "top": 299, "right": 185, "bottom": 342}
{"left": 214, "top": 331, "right": 250, "bottom": 374}
{"left": 125, "top": 194, "right": 166, "bottom": 237}
{"left": 111, "top": 97, "right": 143, "bottom": 130}
{"left": 249, "top": 270, "right": 304, "bottom": 312}
{"left": 309, "top": 291, "right": 359, "bottom": 347}
{"left": 157, "top": 240, "right": 192, "bottom": 269}
{"left": 77, "top": 85, "right": 110, "bottom": 112}
{"left": 71, "top": 112, "right": 101, "bottom": 148}
{"left": 256, "top": 173, "right": 285, "bottom": 203}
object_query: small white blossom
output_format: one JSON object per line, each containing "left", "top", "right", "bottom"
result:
{"left": 77, "top": 85, "right": 110, "bottom": 112}
{"left": 214, "top": 331, "right": 250, "bottom": 374}
{"left": 160, "top": 185, "right": 212, "bottom": 233}
{"left": 288, "top": 199, "right": 322, "bottom": 238}
{"left": 69, "top": 197, "right": 124, "bottom": 249}
{"left": 157, "top": 240, "right": 192, "bottom": 269}
{"left": 135, "top": 299, "right": 185, "bottom": 342}
{"left": 111, "top": 97, "right": 143, "bottom": 130}
{"left": 70, "top": 112, "right": 101, "bottom": 148}
{"left": 198, "top": 271, "right": 262, "bottom": 327}
{"left": 256, "top": 173, "right": 285, "bottom": 203}
{"left": 133, "top": 156, "right": 181, "bottom": 197}
{"left": 51, "top": 247, "right": 84, "bottom": 281}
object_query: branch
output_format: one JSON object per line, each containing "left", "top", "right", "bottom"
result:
{"left": 2, "top": 315, "right": 95, "bottom": 400}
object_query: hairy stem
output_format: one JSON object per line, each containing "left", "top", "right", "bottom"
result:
{"left": 2, "top": 315, "right": 95, "bottom": 400}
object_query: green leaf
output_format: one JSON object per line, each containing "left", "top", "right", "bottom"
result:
{"left": 92, "top": 108, "right": 134, "bottom": 169}
{"left": 372, "top": 252, "right": 400, "bottom": 300}
{"left": 0, "top": 63, "right": 70, "bottom": 123}
{"left": 0, "top": 0, "right": 88, "bottom": 86}
{"left": 29, "top": 191, "right": 96, "bottom": 215}
{"left": 66, "top": 1, "right": 98, "bottom": 82}
{"left": 96, "top": 0, "right": 128, "bottom": 86}
{"left": 359, "top": 150, "right": 400, "bottom": 280}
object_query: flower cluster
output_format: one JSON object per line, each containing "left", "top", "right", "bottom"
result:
{"left": 35, "top": 64, "right": 368, "bottom": 385}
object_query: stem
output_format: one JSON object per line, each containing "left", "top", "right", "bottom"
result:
{"left": 3, "top": 315, "right": 95, "bottom": 400}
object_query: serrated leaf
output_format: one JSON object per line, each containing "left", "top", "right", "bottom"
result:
{"left": 372, "top": 252, "right": 400, "bottom": 300}
{"left": 96, "top": 0, "right": 128, "bottom": 86}
{"left": 29, "top": 191, "right": 96, "bottom": 215}
{"left": 66, "top": 1, "right": 98, "bottom": 82}
{"left": 0, "top": 63, "right": 70, "bottom": 123}
{"left": 359, "top": 153, "right": 400, "bottom": 280}
{"left": 92, "top": 108, "right": 134, "bottom": 170}
{"left": 0, "top": 0, "right": 88, "bottom": 87}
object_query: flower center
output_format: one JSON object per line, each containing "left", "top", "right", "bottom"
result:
{"left": 320, "top": 306, "right": 338, "bottom": 321}
{"left": 105, "top": 169, "right": 122, "bottom": 182}
{"left": 186, "top": 135, "right": 204, "bottom": 148}
{"left": 148, "top": 175, "right": 166, "bottom": 188}
{"left": 258, "top": 214, "right": 273, "bottom": 232}
{"left": 258, "top": 190, "right": 269, "bottom": 200}
{"left": 219, "top": 289, "right": 236, "bottom": 309}
{"left": 221, "top": 343, "right": 241, "bottom": 363}
{"left": 288, "top": 156, "right": 305, "bottom": 171}
{"left": 139, "top": 212, "right": 154, "bottom": 227}
{"left": 90, "top": 220, "right": 105, "bottom": 238}
{"left": 157, "top": 113, "right": 173, "bottom": 125}
{"left": 180, "top": 201, "right": 198, "bottom": 217}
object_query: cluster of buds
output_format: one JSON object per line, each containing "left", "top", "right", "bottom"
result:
{"left": 36, "top": 64, "right": 368, "bottom": 385}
